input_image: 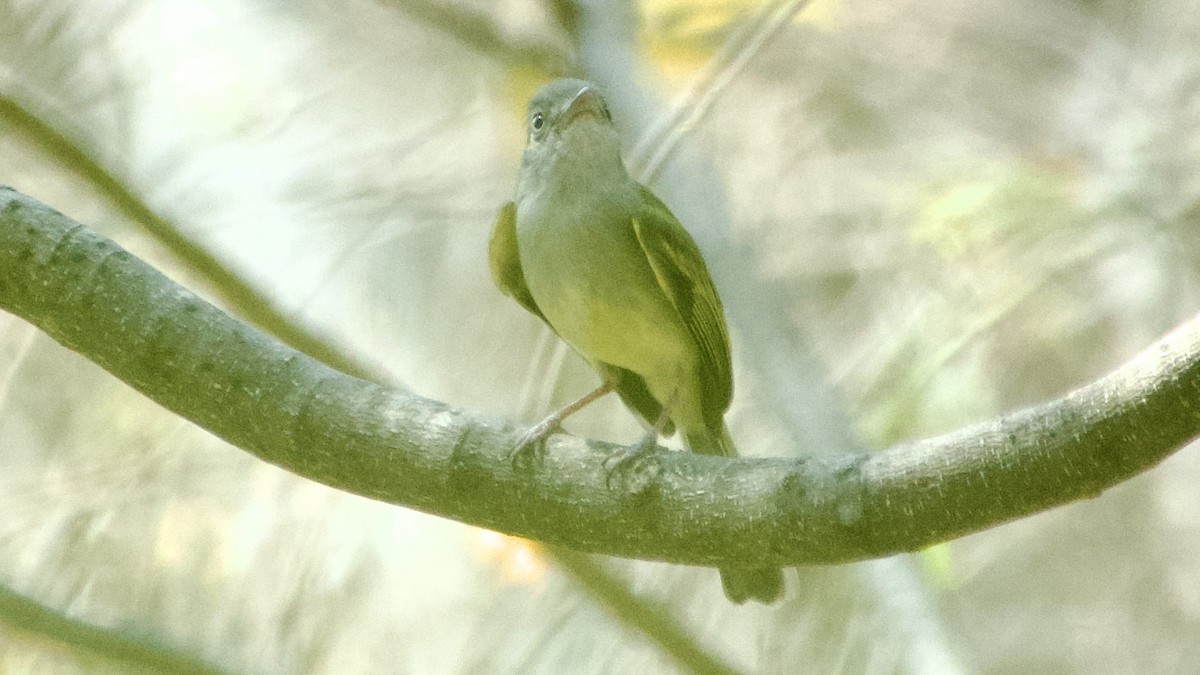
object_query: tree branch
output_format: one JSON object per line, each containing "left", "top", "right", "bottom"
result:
{"left": 0, "top": 580, "right": 225, "bottom": 675}
{"left": 381, "top": 0, "right": 569, "bottom": 74}
{"left": 0, "top": 93, "right": 389, "bottom": 386}
{"left": 2, "top": 186, "right": 1199, "bottom": 568}
{"left": 548, "top": 548, "right": 741, "bottom": 675}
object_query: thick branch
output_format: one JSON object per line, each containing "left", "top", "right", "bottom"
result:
{"left": 2, "top": 186, "right": 1199, "bottom": 568}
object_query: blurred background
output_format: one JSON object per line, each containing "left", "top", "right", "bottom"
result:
{"left": 2, "top": 0, "right": 1200, "bottom": 672}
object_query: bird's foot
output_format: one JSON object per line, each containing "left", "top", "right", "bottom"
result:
{"left": 603, "top": 432, "right": 662, "bottom": 491}
{"left": 509, "top": 418, "right": 564, "bottom": 470}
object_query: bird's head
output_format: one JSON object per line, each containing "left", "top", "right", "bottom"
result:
{"left": 516, "top": 79, "right": 627, "bottom": 211}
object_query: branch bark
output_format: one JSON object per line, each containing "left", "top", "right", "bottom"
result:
{"left": 2, "top": 186, "right": 1199, "bottom": 568}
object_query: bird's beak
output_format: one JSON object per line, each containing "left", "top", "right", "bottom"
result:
{"left": 563, "top": 85, "right": 605, "bottom": 124}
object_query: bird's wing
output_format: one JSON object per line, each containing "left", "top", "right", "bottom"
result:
{"left": 631, "top": 186, "right": 733, "bottom": 427}
{"left": 598, "top": 364, "right": 676, "bottom": 436}
{"left": 488, "top": 202, "right": 546, "bottom": 322}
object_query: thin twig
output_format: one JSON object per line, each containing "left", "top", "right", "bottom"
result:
{"left": 0, "top": 581, "right": 226, "bottom": 675}
{"left": 383, "top": 0, "right": 570, "bottom": 74}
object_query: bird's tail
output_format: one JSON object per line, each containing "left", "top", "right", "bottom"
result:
{"left": 682, "top": 422, "right": 737, "bottom": 457}
{"left": 720, "top": 567, "right": 785, "bottom": 605}
{"left": 684, "top": 423, "right": 786, "bottom": 605}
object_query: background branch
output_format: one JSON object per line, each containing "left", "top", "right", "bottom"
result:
{"left": 0, "top": 93, "right": 387, "bottom": 385}
{"left": 3, "top": 186, "right": 1198, "bottom": 568}
{"left": 381, "top": 0, "right": 569, "bottom": 74}
{"left": 565, "top": 2, "right": 961, "bottom": 670}
{"left": 0, "top": 580, "right": 224, "bottom": 675}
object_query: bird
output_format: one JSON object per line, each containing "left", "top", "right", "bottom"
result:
{"left": 489, "top": 78, "right": 783, "bottom": 605}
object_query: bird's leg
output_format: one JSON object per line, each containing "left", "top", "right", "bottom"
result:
{"left": 604, "top": 389, "right": 678, "bottom": 489}
{"left": 511, "top": 378, "right": 617, "bottom": 466}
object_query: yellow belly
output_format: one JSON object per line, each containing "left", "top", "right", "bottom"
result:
{"left": 517, "top": 215, "right": 694, "bottom": 391}
{"left": 542, "top": 285, "right": 691, "bottom": 379}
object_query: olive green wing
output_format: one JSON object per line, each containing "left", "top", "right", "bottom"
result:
{"left": 488, "top": 202, "right": 546, "bottom": 322}
{"left": 631, "top": 186, "right": 733, "bottom": 429}
{"left": 598, "top": 364, "right": 677, "bottom": 437}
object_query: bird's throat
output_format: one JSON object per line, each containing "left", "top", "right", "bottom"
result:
{"left": 517, "top": 131, "right": 628, "bottom": 224}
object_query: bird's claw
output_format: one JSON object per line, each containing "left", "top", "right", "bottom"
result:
{"left": 603, "top": 435, "right": 661, "bottom": 491}
{"left": 509, "top": 420, "right": 563, "bottom": 470}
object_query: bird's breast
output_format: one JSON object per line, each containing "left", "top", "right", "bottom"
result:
{"left": 515, "top": 203, "right": 691, "bottom": 377}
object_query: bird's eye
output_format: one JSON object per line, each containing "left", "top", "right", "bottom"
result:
{"left": 531, "top": 112, "right": 544, "bottom": 131}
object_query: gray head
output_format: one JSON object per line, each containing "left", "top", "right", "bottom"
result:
{"left": 516, "top": 79, "right": 629, "bottom": 213}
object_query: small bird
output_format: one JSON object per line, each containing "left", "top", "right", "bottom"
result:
{"left": 489, "top": 78, "right": 783, "bottom": 605}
